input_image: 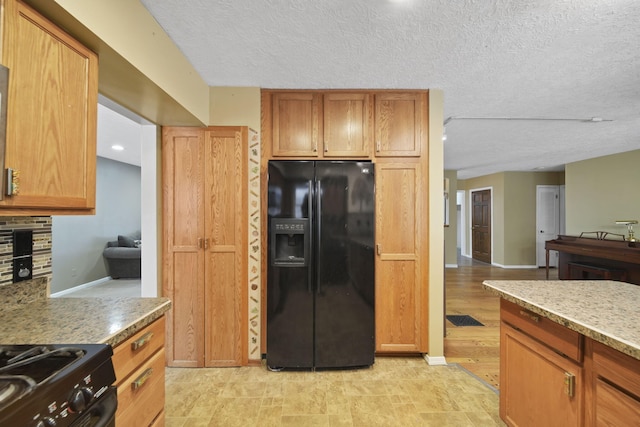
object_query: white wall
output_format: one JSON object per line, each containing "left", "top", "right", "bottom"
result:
{"left": 51, "top": 157, "right": 141, "bottom": 293}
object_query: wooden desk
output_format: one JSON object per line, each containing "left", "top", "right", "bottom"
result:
{"left": 545, "top": 235, "right": 640, "bottom": 285}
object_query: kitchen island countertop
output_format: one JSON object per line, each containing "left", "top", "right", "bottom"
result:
{"left": 483, "top": 280, "right": 640, "bottom": 360}
{"left": 0, "top": 297, "right": 171, "bottom": 347}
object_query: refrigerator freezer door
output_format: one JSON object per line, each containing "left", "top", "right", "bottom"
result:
{"left": 267, "top": 161, "right": 315, "bottom": 368}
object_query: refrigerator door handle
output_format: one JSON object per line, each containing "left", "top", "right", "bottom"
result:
{"left": 308, "top": 180, "right": 314, "bottom": 294}
{"left": 315, "top": 179, "right": 322, "bottom": 294}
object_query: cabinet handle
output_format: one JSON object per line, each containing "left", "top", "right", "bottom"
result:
{"left": 519, "top": 310, "right": 540, "bottom": 323}
{"left": 204, "top": 238, "right": 210, "bottom": 249}
{"left": 131, "top": 368, "right": 153, "bottom": 391}
{"left": 198, "top": 238, "right": 203, "bottom": 249}
{"left": 376, "top": 141, "right": 381, "bottom": 152}
{"left": 376, "top": 244, "right": 381, "bottom": 255}
{"left": 131, "top": 331, "right": 153, "bottom": 351}
{"left": 6, "top": 168, "right": 19, "bottom": 196}
{"left": 564, "top": 372, "right": 575, "bottom": 397}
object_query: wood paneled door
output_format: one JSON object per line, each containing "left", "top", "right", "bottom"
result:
{"left": 163, "top": 126, "right": 248, "bottom": 367}
{"left": 374, "top": 162, "right": 427, "bottom": 353}
{"left": 472, "top": 189, "right": 491, "bottom": 264}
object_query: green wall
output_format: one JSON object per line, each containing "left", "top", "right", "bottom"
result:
{"left": 444, "top": 170, "right": 458, "bottom": 266}
{"left": 566, "top": 149, "right": 640, "bottom": 238}
{"left": 459, "top": 171, "right": 563, "bottom": 266}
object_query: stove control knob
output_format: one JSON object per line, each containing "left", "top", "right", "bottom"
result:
{"left": 69, "top": 387, "right": 94, "bottom": 412}
{"left": 36, "top": 417, "right": 57, "bottom": 427}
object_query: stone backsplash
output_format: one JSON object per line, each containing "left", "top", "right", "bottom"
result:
{"left": 0, "top": 216, "right": 52, "bottom": 288}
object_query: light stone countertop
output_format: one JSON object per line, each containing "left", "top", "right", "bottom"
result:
{"left": 0, "top": 297, "right": 171, "bottom": 348}
{"left": 483, "top": 280, "right": 640, "bottom": 360}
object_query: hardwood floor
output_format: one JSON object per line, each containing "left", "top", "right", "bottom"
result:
{"left": 444, "top": 255, "right": 558, "bottom": 389}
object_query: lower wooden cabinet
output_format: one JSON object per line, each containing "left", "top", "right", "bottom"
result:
{"left": 587, "top": 339, "right": 640, "bottom": 425}
{"left": 112, "top": 317, "right": 166, "bottom": 427}
{"left": 501, "top": 321, "right": 583, "bottom": 426}
{"left": 500, "top": 299, "right": 640, "bottom": 427}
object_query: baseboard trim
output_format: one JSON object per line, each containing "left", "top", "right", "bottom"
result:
{"left": 491, "top": 263, "right": 538, "bottom": 269}
{"left": 423, "top": 354, "right": 447, "bottom": 366}
{"left": 445, "top": 264, "right": 458, "bottom": 268}
{"left": 50, "top": 276, "right": 112, "bottom": 297}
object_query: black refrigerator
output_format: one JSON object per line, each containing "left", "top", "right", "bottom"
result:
{"left": 267, "top": 161, "right": 375, "bottom": 370}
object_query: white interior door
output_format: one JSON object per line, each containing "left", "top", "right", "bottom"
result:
{"left": 536, "top": 185, "right": 560, "bottom": 267}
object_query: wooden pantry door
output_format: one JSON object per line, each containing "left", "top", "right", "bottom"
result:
{"left": 203, "top": 127, "right": 248, "bottom": 367}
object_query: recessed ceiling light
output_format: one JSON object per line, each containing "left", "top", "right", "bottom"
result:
{"left": 111, "top": 144, "right": 124, "bottom": 151}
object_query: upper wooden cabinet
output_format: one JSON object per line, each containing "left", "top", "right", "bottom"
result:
{"left": 0, "top": 0, "right": 98, "bottom": 214}
{"left": 271, "top": 92, "right": 322, "bottom": 157}
{"left": 267, "top": 90, "right": 425, "bottom": 159}
{"left": 374, "top": 92, "right": 425, "bottom": 157}
{"left": 323, "top": 92, "right": 371, "bottom": 157}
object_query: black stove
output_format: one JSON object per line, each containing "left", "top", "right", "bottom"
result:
{"left": 0, "top": 344, "right": 116, "bottom": 427}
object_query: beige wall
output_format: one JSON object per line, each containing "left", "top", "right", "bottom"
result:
{"left": 565, "top": 149, "right": 640, "bottom": 237}
{"left": 444, "top": 170, "right": 458, "bottom": 266}
{"left": 503, "top": 172, "right": 563, "bottom": 266}
{"left": 210, "top": 87, "right": 261, "bottom": 130}
{"left": 428, "top": 90, "right": 445, "bottom": 361}
{"left": 459, "top": 171, "right": 563, "bottom": 266}
{"left": 459, "top": 173, "right": 505, "bottom": 264}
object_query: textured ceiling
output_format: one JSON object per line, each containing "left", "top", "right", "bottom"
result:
{"left": 133, "top": 0, "right": 639, "bottom": 179}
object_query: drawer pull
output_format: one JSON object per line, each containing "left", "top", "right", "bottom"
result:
{"left": 519, "top": 310, "right": 540, "bottom": 323}
{"left": 131, "top": 332, "right": 154, "bottom": 351}
{"left": 564, "top": 372, "right": 575, "bottom": 397}
{"left": 132, "top": 368, "right": 153, "bottom": 391}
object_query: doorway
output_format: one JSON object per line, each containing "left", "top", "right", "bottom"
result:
{"left": 471, "top": 189, "right": 491, "bottom": 264}
{"left": 536, "top": 185, "right": 566, "bottom": 267}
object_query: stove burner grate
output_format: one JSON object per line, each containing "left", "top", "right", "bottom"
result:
{"left": 0, "top": 346, "right": 86, "bottom": 385}
{"left": 0, "top": 375, "right": 36, "bottom": 408}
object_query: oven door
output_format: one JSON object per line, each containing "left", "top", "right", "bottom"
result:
{"left": 70, "top": 387, "right": 117, "bottom": 427}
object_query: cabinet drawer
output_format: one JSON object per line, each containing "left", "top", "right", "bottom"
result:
{"left": 591, "top": 339, "right": 640, "bottom": 398}
{"left": 501, "top": 299, "right": 582, "bottom": 362}
{"left": 112, "top": 317, "right": 165, "bottom": 383}
{"left": 116, "top": 348, "right": 165, "bottom": 427}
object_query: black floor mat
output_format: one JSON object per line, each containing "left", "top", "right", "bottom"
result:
{"left": 446, "top": 314, "right": 484, "bottom": 327}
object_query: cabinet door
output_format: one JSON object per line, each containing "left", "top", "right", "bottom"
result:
{"left": 501, "top": 324, "right": 583, "bottom": 427}
{"left": 374, "top": 93, "right": 424, "bottom": 157}
{"left": 323, "top": 93, "right": 371, "bottom": 157}
{"left": 162, "top": 128, "right": 205, "bottom": 367}
{"left": 203, "top": 127, "right": 247, "bottom": 367}
{"left": 589, "top": 339, "right": 640, "bottom": 426}
{"left": 272, "top": 92, "right": 321, "bottom": 156}
{"left": 163, "top": 127, "right": 248, "bottom": 368}
{"left": 375, "top": 163, "right": 425, "bottom": 352}
{"left": 0, "top": 0, "right": 98, "bottom": 211}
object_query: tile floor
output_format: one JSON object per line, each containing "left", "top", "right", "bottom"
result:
{"left": 164, "top": 356, "right": 504, "bottom": 427}
{"left": 62, "top": 274, "right": 505, "bottom": 426}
